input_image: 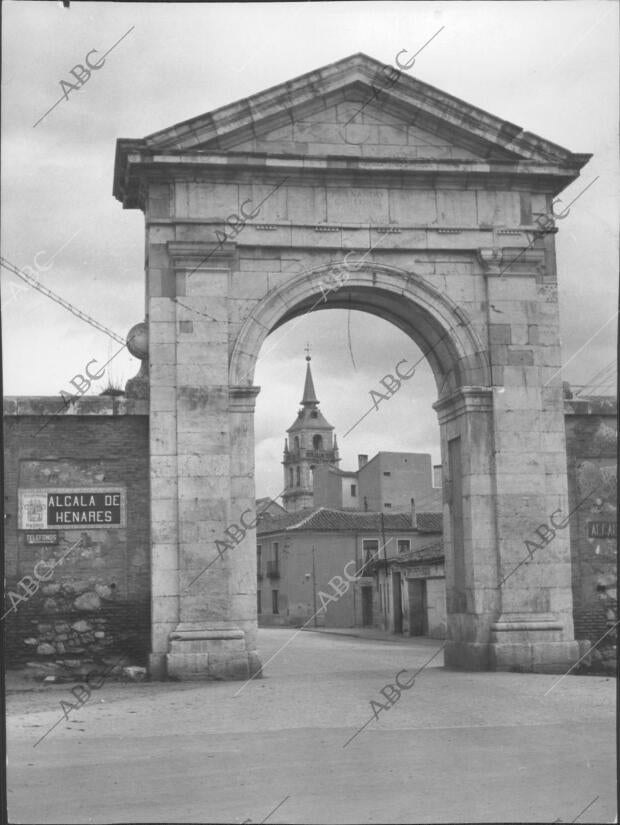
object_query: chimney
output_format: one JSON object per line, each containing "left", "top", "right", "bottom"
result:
{"left": 410, "top": 497, "right": 417, "bottom": 528}
{"left": 358, "top": 454, "right": 368, "bottom": 469}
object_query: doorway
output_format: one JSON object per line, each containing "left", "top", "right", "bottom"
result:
{"left": 408, "top": 579, "right": 428, "bottom": 636}
{"left": 392, "top": 571, "right": 403, "bottom": 634}
{"left": 361, "top": 586, "right": 373, "bottom": 627}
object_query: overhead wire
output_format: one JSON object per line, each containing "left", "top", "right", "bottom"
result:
{"left": 0, "top": 256, "right": 125, "bottom": 345}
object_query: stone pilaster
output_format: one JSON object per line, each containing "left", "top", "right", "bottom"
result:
{"left": 434, "top": 387, "right": 500, "bottom": 669}
{"left": 162, "top": 243, "right": 260, "bottom": 680}
{"left": 476, "top": 257, "right": 578, "bottom": 672}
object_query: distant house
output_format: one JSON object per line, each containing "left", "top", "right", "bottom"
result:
{"left": 256, "top": 505, "right": 443, "bottom": 633}
{"left": 314, "top": 451, "right": 442, "bottom": 513}
{"left": 365, "top": 512, "right": 446, "bottom": 638}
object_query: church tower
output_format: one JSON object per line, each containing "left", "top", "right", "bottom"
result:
{"left": 282, "top": 350, "right": 339, "bottom": 512}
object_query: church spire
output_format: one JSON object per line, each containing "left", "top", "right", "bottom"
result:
{"left": 301, "top": 345, "right": 318, "bottom": 406}
{"left": 282, "top": 347, "right": 339, "bottom": 513}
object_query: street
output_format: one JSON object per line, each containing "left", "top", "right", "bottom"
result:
{"left": 7, "top": 628, "right": 617, "bottom": 824}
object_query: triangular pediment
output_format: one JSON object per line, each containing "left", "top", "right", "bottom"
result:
{"left": 143, "top": 53, "right": 589, "bottom": 167}
{"left": 192, "top": 92, "right": 489, "bottom": 161}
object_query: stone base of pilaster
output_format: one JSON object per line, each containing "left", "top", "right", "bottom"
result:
{"left": 166, "top": 624, "right": 262, "bottom": 681}
{"left": 444, "top": 613, "right": 581, "bottom": 673}
{"left": 488, "top": 613, "right": 580, "bottom": 673}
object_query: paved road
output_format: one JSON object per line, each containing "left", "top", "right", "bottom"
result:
{"left": 7, "top": 629, "right": 617, "bottom": 824}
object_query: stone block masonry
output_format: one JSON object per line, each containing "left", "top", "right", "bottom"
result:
{"left": 564, "top": 396, "right": 617, "bottom": 674}
{"left": 111, "top": 51, "right": 592, "bottom": 677}
{"left": 3, "top": 397, "right": 150, "bottom": 671}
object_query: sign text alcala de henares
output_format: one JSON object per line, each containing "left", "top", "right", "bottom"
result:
{"left": 18, "top": 487, "right": 126, "bottom": 530}
{"left": 47, "top": 492, "right": 122, "bottom": 525}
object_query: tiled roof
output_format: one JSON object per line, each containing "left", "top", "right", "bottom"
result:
{"left": 257, "top": 507, "right": 442, "bottom": 535}
{"left": 256, "top": 508, "right": 316, "bottom": 532}
{"left": 416, "top": 512, "right": 443, "bottom": 532}
{"left": 287, "top": 407, "right": 333, "bottom": 432}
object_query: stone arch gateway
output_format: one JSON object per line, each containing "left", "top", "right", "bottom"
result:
{"left": 230, "top": 261, "right": 490, "bottom": 393}
{"left": 113, "top": 53, "right": 591, "bottom": 678}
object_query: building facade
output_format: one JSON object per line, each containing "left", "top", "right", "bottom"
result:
{"left": 313, "top": 452, "right": 442, "bottom": 513}
{"left": 312, "top": 465, "right": 359, "bottom": 510}
{"left": 256, "top": 507, "right": 442, "bottom": 630}
{"left": 365, "top": 514, "right": 446, "bottom": 638}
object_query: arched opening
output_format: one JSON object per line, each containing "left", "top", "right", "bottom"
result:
{"left": 242, "top": 261, "right": 492, "bottom": 645}
{"left": 294, "top": 436, "right": 300, "bottom": 452}
{"left": 230, "top": 262, "right": 490, "bottom": 393}
{"left": 254, "top": 306, "right": 446, "bottom": 635}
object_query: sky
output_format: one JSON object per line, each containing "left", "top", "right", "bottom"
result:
{"left": 2, "top": 0, "right": 618, "bottom": 500}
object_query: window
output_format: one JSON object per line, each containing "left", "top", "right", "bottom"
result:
{"left": 273, "top": 542, "right": 279, "bottom": 566}
{"left": 362, "top": 539, "right": 379, "bottom": 566}
{"left": 313, "top": 434, "right": 323, "bottom": 450}
{"left": 272, "top": 590, "right": 279, "bottom": 614}
{"left": 310, "top": 410, "right": 318, "bottom": 419}
{"left": 383, "top": 471, "right": 391, "bottom": 477}
{"left": 257, "top": 545, "right": 262, "bottom": 573}
{"left": 384, "top": 502, "right": 392, "bottom": 508}
{"left": 350, "top": 484, "right": 357, "bottom": 497}
{"left": 257, "top": 590, "right": 262, "bottom": 614}
{"left": 288, "top": 467, "right": 294, "bottom": 487}
{"left": 398, "top": 539, "right": 410, "bottom": 554}
{"left": 294, "top": 436, "right": 300, "bottom": 451}
{"left": 296, "top": 466, "right": 301, "bottom": 486}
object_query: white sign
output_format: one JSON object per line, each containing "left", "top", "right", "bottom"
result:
{"left": 18, "top": 487, "right": 126, "bottom": 530}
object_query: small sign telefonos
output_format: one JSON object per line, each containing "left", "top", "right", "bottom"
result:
{"left": 18, "top": 487, "right": 126, "bottom": 530}
{"left": 25, "top": 532, "right": 59, "bottom": 545}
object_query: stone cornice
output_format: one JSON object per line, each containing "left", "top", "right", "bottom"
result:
{"left": 477, "top": 246, "right": 546, "bottom": 277}
{"left": 229, "top": 385, "right": 261, "bottom": 413}
{"left": 433, "top": 386, "right": 493, "bottom": 424}
{"left": 167, "top": 241, "right": 236, "bottom": 270}
{"left": 115, "top": 149, "right": 588, "bottom": 208}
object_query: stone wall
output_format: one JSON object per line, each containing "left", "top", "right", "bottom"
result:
{"left": 565, "top": 397, "right": 617, "bottom": 674}
{"left": 3, "top": 398, "right": 150, "bottom": 675}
